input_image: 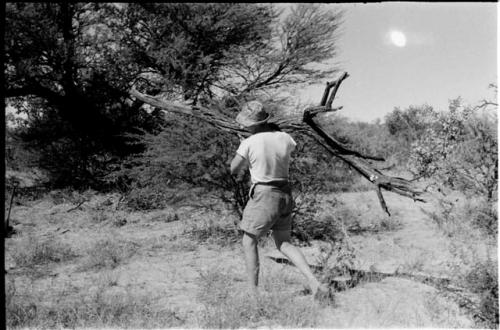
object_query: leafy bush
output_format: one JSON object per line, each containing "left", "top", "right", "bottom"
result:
{"left": 292, "top": 196, "right": 347, "bottom": 243}
{"left": 409, "top": 98, "right": 497, "bottom": 200}
{"left": 465, "top": 258, "right": 498, "bottom": 328}
{"left": 384, "top": 104, "right": 437, "bottom": 164}
{"left": 323, "top": 114, "right": 398, "bottom": 162}
{"left": 124, "top": 185, "right": 176, "bottom": 211}
{"left": 292, "top": 195, "right": 401, "bottom": 243}
{"left": 465, "top": 198, "right": 497, "bottom": 237}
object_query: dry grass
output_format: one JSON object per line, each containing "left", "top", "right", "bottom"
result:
{"left": 10, "top": 234, "right": 78, "bottom": 268}
{"left": 6, "top": 276, "right": 184, "bottom": 329}
{"left": 424, "top": 194, "right": 498, "bottom": 328}
{"left": 150, "top": 210, "right": 180, "bottom": 223}
{"left": 183, "top": 218, "right": 240, "bottom": 247}
{"left": 79, "top": 235, "right": 139, "bottom": 271}
{"left": 196, "top": 266, "right": 320, "bottom": 328}
{"left": 423, "top": 291, "right": 477, "bottom": 328}
{"left": 6, "top": 187, "right": 489, "bottom": 328}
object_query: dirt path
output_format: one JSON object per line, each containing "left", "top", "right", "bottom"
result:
{"left": 313, "top": 191, "right": 473, "bottom": 328}
{"left": 339, "top": 191, "right": 454, "bottom": 276}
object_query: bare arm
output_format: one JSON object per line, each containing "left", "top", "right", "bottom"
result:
{"left": 230, "top": 154, "right": 248, "bottom": 176}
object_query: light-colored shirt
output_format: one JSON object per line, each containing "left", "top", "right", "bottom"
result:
{"left": 236, "top": 131, "right": 296, "bottom": 183}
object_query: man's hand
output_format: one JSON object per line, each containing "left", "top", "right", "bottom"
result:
{"left": 234, "top": 171, "right": 246, "bottom": 182}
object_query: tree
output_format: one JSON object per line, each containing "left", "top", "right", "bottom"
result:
{"left": 116, "top": 3, "right": 279, "bottom": 103}
{"left": 5, "top": 3, "right": 163, "bottom": 188}
{"left": 6, "top": 3, "right": 343, "bottom": 189}
{"left": 117, "top": 3, "right": 347, "bottom": 215}
{"left": 119, "top": 3, "right": 343, "bottom": 103}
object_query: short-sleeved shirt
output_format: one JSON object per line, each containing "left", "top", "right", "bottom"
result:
{"left": 236, "top": 131, "right": 296, "bottom": 183}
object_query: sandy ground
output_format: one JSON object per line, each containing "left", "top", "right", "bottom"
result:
{"left": 5, "top": 190, "right": 485, "bottom": 328}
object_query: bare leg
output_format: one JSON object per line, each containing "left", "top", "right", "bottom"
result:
{"left": 242, "top": 232, "right": 259, "bottom": 292}
{"left": 272, "top": 230, "right": 322, "bottom": 293}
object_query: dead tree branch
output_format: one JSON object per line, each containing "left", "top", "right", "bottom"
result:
{"left": 129, "top": 71, "right": 426, "bottom": 215}
{"left": 303, "top": 72, "right": 426, "bottom": 215}
{"left": 130, "top": 86, "right": 309, "bottom": 137}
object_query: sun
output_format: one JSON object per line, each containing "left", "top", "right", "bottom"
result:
{"left": 390, "top": 30, "right": 407, "bottom": 47}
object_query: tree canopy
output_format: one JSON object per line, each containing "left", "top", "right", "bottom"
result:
{"left": 5, "top": 3, "right": 344, "bottom": 188}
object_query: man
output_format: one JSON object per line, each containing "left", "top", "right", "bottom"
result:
{"left": 230, "top": 100, "right": 331, "bottom": 301}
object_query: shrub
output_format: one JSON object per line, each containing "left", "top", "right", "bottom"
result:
{"left": 291, "top": 195, "right": 341, "bottom": 243}
{"left": 409, "top": 98, "right": 497, "bottom": 200}
{"left": 465, "top": 258, "right": 498, "bottom": 328}
{"left": 426, "top": 195, "right": 497, "bottom": 240}
{"left": 384, "top": 104, "right": 437, "bottom": 164}
{"left": 292, "top": 196, "right": 401, "bottom": 243}
{"left": 324, "top": 114, "right": 400, "bottom": 163}
{"left": 292, "top": 212, "right": 346, "bottom": 243}
{"left": 124, "top": 185, "right": 174, "bottom": 211}
{"left": 465, "top": 199, "right": 497, "bottom": 237}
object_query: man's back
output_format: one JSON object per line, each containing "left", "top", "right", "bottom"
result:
{"left": 236, "top": 131, "right": 296, "bottom": 183}
{"left": 231, "top": 101, "right": 331, "bottom": 302}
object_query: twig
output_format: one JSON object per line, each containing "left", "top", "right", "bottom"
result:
{"left": 66, "top": 200, "right": 86, "bottom": 212}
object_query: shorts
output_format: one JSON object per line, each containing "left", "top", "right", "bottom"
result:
{"left": 239, "top": 183, "right": 294, "bottom": 238}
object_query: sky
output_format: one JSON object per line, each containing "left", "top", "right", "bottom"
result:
{"left": 291, "top": 2, "right": 497, "bottom": 122}
{"left": 6, "top": 3, "right": 497, "bottom": 125}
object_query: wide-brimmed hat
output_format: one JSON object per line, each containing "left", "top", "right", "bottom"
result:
{"left": 235, "top": 101, "right": 270, "bottom": 127}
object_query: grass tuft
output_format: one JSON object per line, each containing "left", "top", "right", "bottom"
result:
{"left": 183, "top": 219, "right": 240, "bottom": 247}
{"left": 80, "top": 236, "right": 138, "bottom": 271}
{"left": 11, "top": 235, "right": 77, "bottom": 268}
{"left": 196, "top": 267, "right": 319, "bottom": 328}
